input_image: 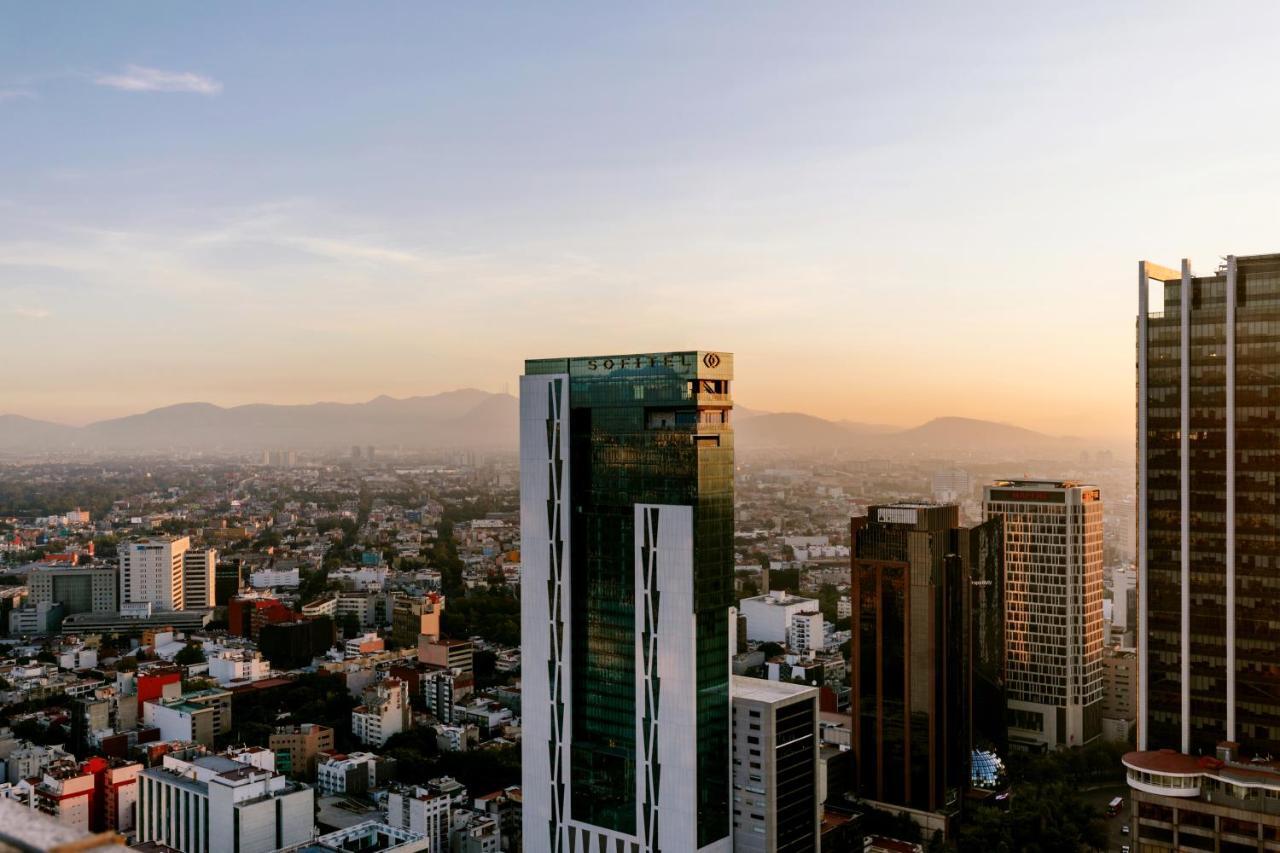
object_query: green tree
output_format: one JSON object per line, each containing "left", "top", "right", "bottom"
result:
{"left": 175, "top": 643, "right": 206, "bottom": 666}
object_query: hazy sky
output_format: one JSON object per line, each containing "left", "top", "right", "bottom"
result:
{"left": 4, "top": 3, "right": 1280, "bottom": 437}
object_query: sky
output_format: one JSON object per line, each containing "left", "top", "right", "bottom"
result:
{"left": 4, "top": 3, "right": 1280, "bottom": 437}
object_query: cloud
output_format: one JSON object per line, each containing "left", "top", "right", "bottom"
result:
{"left": 0, "top": 89, "right": 36, "bottom": 103}
{"left": 10, "top": 307, "right": 51, "bottom": 319}
{"left": 94, "top": 65, "right": 222, "bottom": 95}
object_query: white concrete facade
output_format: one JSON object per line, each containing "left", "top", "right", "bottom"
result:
{"left": 120, "top": 537, "right": 189, "bottom": 611}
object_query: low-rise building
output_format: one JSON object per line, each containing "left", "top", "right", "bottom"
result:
{"left": 136, "top": 751, "right": 314, "bottom": 852}
{"left": 316, "top": 752, "right": 386, "bottom": 797}
{"left": 270, "top": 723, "right": 334, "bottom": 781}
{"left": 740, "top": 590, "right": 821, "bottom": 644}
{"left": 351, "top": 678, "right": 410, "bottom": 748}
{"left": 387, "top": 785, "right": 451, "bottom": 853}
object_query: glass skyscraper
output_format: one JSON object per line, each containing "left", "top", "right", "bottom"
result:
{"left": 850, "top": 503, "right": 1003, "bottom": 823}
{"left": 1138, "top": 254, "right": 1280, "bottom": 757}
{"left": 520, "top": 351, "right": 734, "bottom": 853}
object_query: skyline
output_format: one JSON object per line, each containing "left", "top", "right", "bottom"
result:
{"left": 7, "top": 5, "right": 1280, "bottom": 437}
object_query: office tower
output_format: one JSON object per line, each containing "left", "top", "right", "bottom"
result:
{"left": 850, "top": 504, "right": 1003, "bottom": 824}
{"left": 182, "top": 548, "right": 216, "bottom": 610}
{"left": 730, "top": 676, "right": 820, "bottom": 853}
{"left": 1137, "top": 254, "right": 1280, "bottom": 757}
{"left": 136, "top": 752, "right": 314, "bottom": 852}
{"left": 119, "top": 536, "right": 189, "bottom": 612}
{"left": 1100, "top": 645, "right": 1137, "bottom": 743}
{"left": 214, "top": 560, "right": 242, "bottom": 606}
{"left": 27, "top": 565, "right": 117, "bottom": 615}
{"left": 983, "top": 480, "right": 1104, "bottom": 749}
{"left": 521, "top": 351, "right": 734, "bottom": 853}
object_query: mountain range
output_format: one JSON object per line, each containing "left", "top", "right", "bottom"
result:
{"left": 0, "top": 390, "right": 1090, "bottom": 456}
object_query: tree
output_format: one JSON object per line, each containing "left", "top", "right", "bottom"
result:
{"left": 175, "top": 643, "right": 206, "bottom": 666}
{"left": 758, "top": 642, "right": 784, "bottom": 659}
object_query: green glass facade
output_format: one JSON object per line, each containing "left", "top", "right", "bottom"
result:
{"left": 525, "top": 352, "right": 734, "bottom": 845}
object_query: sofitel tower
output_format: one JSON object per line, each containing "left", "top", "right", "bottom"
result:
{"left": 520, "top": 351, "right": 735, "bottom": 853}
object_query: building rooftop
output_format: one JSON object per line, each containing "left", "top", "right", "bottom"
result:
{"left": 732, "top": 674, "right": 817, "bottom": 704}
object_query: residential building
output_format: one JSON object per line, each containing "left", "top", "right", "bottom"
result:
{"left": 418, "top": 638, "right": 472, "bottom": 675}
{"left": 387, "top": 785, "right": 451, "bottom": 853}
{"left": 422, "top": 667, "right": 469, "bottom": 724}
{"left": 135, "top": 752, "right": 314, "bottom": 852}
{"left": 207, "top": 649, "right": 270, "bottom": 685}
{"left": 316, "top": 751, "right": 384, "bottom": 796}
{"left": 1137, "top": 254, "right": 1280, "bottom": 757}
{"left": 351, "top": 678, "right": 410, "bottom": 747}
{"left": 269, "top": 723, "right": 334, "bottom": 780}
{"left": 392, "top": 594, "right": 443, "bottom": 648}
{"left": 142, "top": 688, "right": 232, "bottom": 747}
{"left": 248, "top": 567, "right": 300, "bottom": 589}
{"left": 786, "top": 609, "right": 824, "bottom": 654}
{"left": 450, "top": 811, "right": 500, "bottom": 853}
{"left": 119, "top": 536, "right": 189, "bottom": 612}
{"left": 182, "top": 549, "right": 217, "bottom": 610}
{"left": 851, "top": 503, "right": 1005, "bottom": 827}
{"left": 345, "top": 632, "right": 385, "bottom": 656}
{"left": 1101, "top": 645, "right": 1137, "bottom": 743}
{"left": 740, "top": 590, "right": 821, "bottom": 645}
{"left": 983, "top": 480, "right": 1104, "bottom": 749}
{"left": 79, "top": 756, "right": 141, "bottom": 834}
{"left": 27, "top": 565, "right": 118, "bottom": 615}
{"left": 730, "top": 676, "right": 820, "bottom": 853}
{"left": 34, "top": 759, "right": 95, "bottom": 831}
{"left": 520, "top": 350, "right": 735, "bottom": 852}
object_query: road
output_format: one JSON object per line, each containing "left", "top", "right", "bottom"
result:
{"left": 1082, "top": 783, "right": 1132, "bottom": 852}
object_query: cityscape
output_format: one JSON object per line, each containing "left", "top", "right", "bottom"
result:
{"left": 5, "top": 5, "right": 1280, "bottom": 853}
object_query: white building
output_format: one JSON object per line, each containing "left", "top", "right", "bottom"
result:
{"left": 182, "top": 549, "right": 217, "bottom": 610}
{"left": 740, "top": 590, "right": 820, "bottom": 645}
{"left": 248, "top": 567, "right": 300, "bottom": 589}
{"left": 387, "top": 786, "right": 452, "bottom": 853}
{"left": 207, "top": 649, "right": 270, "bottom": 685}
{"left": 315, "top": 822, "right": 430, "bottom": 853}
{"left": 120, "top": 536, "right": 189, "bottom": 611}
{"left": 786, "top": 610, "right": 825, "bottom": 654}
{"left": 730, "top": 676, "right": 820, "bottom": 852}
{"left": 135, "top": 752, "right": 314, "bottom": 853}
{"left": 984, "top": 480, "right": 1105, "bottom": 749}
{"left": 331, "top": 566, "right": 389, "bottom": 592}
{"left": 932, "top": 468, "right": 972, "bottom": 504}
{"left": 316, "top": 751, "right": 381, "bottom": 796}
{"left": 351, "top": 678, "right": 410, "bottom": 747}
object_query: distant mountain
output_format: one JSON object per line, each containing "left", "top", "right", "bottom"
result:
{"left": 0, "top": 390, "right": 518, "bottom": 453}
{"left": 736, "top": 412, "right": 869, "bottom": 450}
{"left": 0, "top": 415, "right": 80, "bottom": 449}
{"left": 882, "top": 416, "right": 1073, "bottom": 453}
{"left": 0, "top": 395, "right": 1085, "bottom": 458}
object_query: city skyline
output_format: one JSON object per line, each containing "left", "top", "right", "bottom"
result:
{"left": 8, "top": 5, "right": 1280, "bottom": 434}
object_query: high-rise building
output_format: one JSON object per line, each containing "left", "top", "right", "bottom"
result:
{"left": 182, "top": 549, "right": 216, "bottom": 610}
{"left": 119, "top": 537, "right": 189, "bottom": 612}
{"left": 27, "top": 565, "right": 117, "bottom": 615}
{"left": 520, "top": 351, "right": 735, "bottom": 852}
{"left": 1137, "top": 254, "right": 1280, "bottom": 756}
{"left": 730, "top": 676, "right": 820, "bottom": 853}
{"left": 850, "top": 503, "right": 1004, "bottom": 827}
{"left": 983, "top": 480, "right": 1104, "bottom": 749}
